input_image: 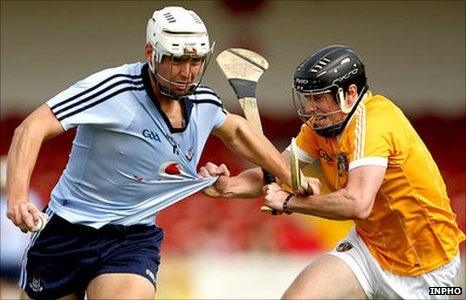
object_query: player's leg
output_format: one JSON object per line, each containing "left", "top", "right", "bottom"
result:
{"left": 19, "top": 290, "right": 30, "bottom": 300}
{"left": 282, "top": 254, "right": 367, "bottom": 299}
{"left": 86, "top": 273, "right": 155, "bottom": 299}
{"left": 85, "top": 224, "right": 164, "bottom": 299}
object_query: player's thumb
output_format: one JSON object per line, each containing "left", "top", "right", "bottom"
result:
{"left": 218, "top": 164, "right": 230, "bottom": 177}
{"left": 307, "top": 177, "right": 322, "bottom": 195}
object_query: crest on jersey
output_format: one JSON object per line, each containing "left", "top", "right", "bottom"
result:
{"left": 185, "top": 147, "right": 195, "bottom": 162}
{"left": 337, "top": 152, "right": 348, "bottom": 177}
{"left": 158, "top": 161, "right": 190, "bottom": 179}
{"left": 29, "top": 275, "right": 43, "bottom": 293}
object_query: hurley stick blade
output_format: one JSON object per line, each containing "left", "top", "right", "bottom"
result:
{"left": 216, "top": 48, "right": 269, "bottom": 81}
{"left": 216, "top": 48, "right": 269, "bottom": 101}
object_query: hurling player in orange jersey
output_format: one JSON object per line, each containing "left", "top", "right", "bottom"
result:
{"left": 200, "top": 45, "right": 465, "bottom": 299}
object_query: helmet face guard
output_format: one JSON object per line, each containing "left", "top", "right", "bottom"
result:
{"left": 292, "top": 88, "right": 346, "bottom": 138}
{"left": 292, "top": 45, "right": 368, "bottom": 137}
{"left": 146, "top": 6, "right": 214, "bottom": 99}
{"left": 150, "top": 44, "right": 214, "bottom": 100}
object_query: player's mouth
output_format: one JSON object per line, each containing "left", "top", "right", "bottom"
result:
{"left": 170, "top": 80, "right": 194, "bottom": 90}
{"left": 315, "top": 116, "right": 327, "bottom": 122}
{"left": 312, "top": 115, "right": 328, "bottom": 125}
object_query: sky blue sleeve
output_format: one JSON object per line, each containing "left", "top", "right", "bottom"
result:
{"left": 45, "top": 66, "right": 142, "bottom": 130}
{"left": 212, "top": 106, "right": 228, "bottom": 129}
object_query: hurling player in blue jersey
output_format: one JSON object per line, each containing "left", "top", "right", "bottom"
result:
{"left": 6, "top": 6, "right": 291, "bottom": 300}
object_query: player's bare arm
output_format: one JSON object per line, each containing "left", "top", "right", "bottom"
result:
{"left": 212, "top": 113, "right": 292, "bottom": 189}
{"left": 264, "top": 164, "right": 385, "bottom": 219}
{"left": 200, "top": 150, "right": 321, "bottom": 198}
{"left": 6, "top": 104, "right": 64, "bottom": 231}
{"left": 200, "top": 162, "right": 264, "bottom": 198}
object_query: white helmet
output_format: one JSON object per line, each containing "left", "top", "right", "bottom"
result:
{"left": 147, "top": 6, "right": 212, "bottom": 64}
{"left": 146, "top": 6, "right": 214, "bottom": 99}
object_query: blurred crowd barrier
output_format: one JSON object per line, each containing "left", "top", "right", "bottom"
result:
{"left": 1, "top": 113, "right": 464, "bottom": 298}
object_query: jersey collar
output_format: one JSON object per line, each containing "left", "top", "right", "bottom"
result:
{"left": 141, "top": 63, "right": 193, "bottom": 133}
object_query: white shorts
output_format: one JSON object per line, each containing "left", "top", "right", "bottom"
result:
{"left": 329, "top": 227, "right": 461, "bottom": 299}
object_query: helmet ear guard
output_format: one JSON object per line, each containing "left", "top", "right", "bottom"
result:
{"left": 336, "top": 87, "right": 354, "bottom": 114}
{"left": 337, "top": 85, "right": 366, "bottom": 114}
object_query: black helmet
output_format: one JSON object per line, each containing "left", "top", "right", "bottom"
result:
{"left": 294, "top": 45, "right": 367, "bottom": 96}
{"left": 292, "top": 45, "right": 369, "bottom": 137}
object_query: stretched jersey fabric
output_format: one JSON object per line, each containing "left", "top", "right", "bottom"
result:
{"left": 45, "top": 62, "right": 227, "bottom": 228}
{"left": 295, "top": 91, "right": 465, "bottom": 276}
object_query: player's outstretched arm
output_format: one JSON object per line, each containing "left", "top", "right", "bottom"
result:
{"left": 6, "top": 104, "right": 64, "bottom": 231}
{"left": 264, "top": 164, "right": 385, "bottom": 220}
{"left": 212, "top": 113, "right": 292, "bottom": 190}
{"left": 199, "top": 162, "right": 264, "bottom": 198}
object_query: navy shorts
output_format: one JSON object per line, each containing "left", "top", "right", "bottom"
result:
{"left": 20, "top": 209, "right": 164, "bottom": 299}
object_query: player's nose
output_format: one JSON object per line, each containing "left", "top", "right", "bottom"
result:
{"left": 178, "top": 61, "right": 192, "bottom": 79}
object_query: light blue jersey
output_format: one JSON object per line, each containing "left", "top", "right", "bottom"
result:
{"left": 45, "top": 62, "right": 227, "bottom": 228}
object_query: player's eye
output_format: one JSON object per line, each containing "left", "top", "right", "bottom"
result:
{"left": 188, "top": 56, "right": 204, "bottom": 66}
{"left": 191, "top": 57, "right": 204, "bottom": 63}
{"left": 313, "top": 95, "right": 324, "bottom": 102}
{"left": 172, "top": 56, "right": 186, "bottom": 63}
{"left": 172, "top": 56, "right": 204, "bottom": 65}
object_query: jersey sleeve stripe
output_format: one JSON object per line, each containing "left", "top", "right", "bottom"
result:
{"left": 353, "top": 104, "right": 366, "bottom": 160}
{"left": 285, "top": 143, "right": 318, "bottom": 164}
{"left": 193, "top": 90, "right": 221, "bottom": 99}
{"left": 360, "top": 105, "right": 366, "bottom": 158}
{"left": 191, "top": 99, "right": 223, "bottom": 108}
{"left": 56, "top": 85, "right": 145, "bottom": 121}
{"left": 189, "top": 86, "right": 223, "bottom": 107}
{"left": 52, "top": 79, "right": 143, "bottom": 116}
{"left": 354, "top": 111, "right": 360, "bottom": 159}
{"left": 50, "top": 73, "right": 142, "bottom": 110}
{"left": 192, "top": 87, "right": 222, "bottom": 103}
{"left": 191, "top": 92, "right": 222, "bottom": 102}
{"left": 349, "top": 156, "right": 388, "bottom": 170}
{"left": 194, "top": 86, "right": 221, "bottom": 99}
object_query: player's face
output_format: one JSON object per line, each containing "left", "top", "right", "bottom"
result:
{"left": 157, "top": 55, "right": 205, "bottom": 93}
{"left": 304, "top": 92, "right": 345, "bottom": 128}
